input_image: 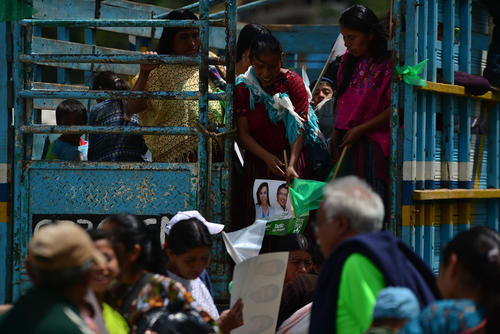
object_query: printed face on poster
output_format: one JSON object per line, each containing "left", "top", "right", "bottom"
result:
{"left": 253, "top": 179, "right": 293, "bottom": 221}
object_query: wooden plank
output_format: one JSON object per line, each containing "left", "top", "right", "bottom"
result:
{"left": 413, "top": 189, "right": 500, "bottom": 200}
{"left": 418, "top": 82, "right": 500, "bottom": 103}
{"left": 32, "top": 37, "right": 140, "bottom": 76}
{"left": 33, "top": 82, "right": 89, "bottom": 110}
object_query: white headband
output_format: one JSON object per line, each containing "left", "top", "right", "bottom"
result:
{"left": 165, "top": 210, "right": 224, "bottom": 235}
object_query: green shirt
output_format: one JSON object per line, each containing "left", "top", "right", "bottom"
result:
{"left": 337, "top": 253, "right": 386, "bottom": 334}
{"left": 102, "top": 302, "right": 130, "bottom": 334}
{"left": 0, "top": 286, "right": 94, "bottom": 334}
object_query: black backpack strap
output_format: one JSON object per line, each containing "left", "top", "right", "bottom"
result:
{"left": 120, "top": 272, "right": 154, "bottom": 315}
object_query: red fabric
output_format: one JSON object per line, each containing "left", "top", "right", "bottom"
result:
{"left": 235, "top": 69, "right": 310, "bottom": 228}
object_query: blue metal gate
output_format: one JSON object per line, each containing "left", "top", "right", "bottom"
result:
{"left": 392, "top": 0, "right": 500, "bottom": 272}
{"left": 6, "top": 0, "right": 237, "bottom": 303}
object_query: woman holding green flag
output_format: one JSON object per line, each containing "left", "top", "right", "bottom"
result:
{"left": 330, "top": 5, "right": 392, "bottom": 211}
{"left": 235, "top": 34, "right": 323, "bottom": 227}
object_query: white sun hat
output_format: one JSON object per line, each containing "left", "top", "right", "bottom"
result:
{"left": 165, "top": 210, "right": 224, "bottom": 235}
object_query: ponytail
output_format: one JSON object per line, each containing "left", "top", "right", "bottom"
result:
{"left": 104, "top": 214, "right": 167, "bottom": 276}
{"left": 441, "top": 226, "right": 500, "bottom": 334}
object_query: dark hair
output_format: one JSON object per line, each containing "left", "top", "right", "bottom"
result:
{"left": 157, "top": 9, "right": 199, "bottom": 55}
{"left": 104, "top": 213, "right": 166, "bottom": 275}
{"left": 249, "top": 33, "right": 282, "bottom": 63}
{"left": 237, "top": 23, "right": 271, "bottom": 62}
{"left": 271, "top": 234, "right": 310, "bottom": 253}
{"left": 256, "top": 182, "right": 270, "bottom": 206}
{"left": 336, "top": 5, "right": 389, "bottom": 99}
{"left": 277, "top": 183, "right": 288, "bottom": 195}
{"left": 441, "top": 227, "right": 500, "bottom": 334}
{"left": 166, "top": 218, "right": 212, "bottom": 255}
{"left": 92, "top": 71, "right": 131, "bottom": 120}
{"left": 55, "top": 99, "right": 87, "bottom": 125}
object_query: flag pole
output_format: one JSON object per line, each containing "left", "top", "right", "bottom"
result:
{"left": 283, "top": 150, "right": 296, "bottom": 218}
{"left": 332, "top": 146, "right": 348, "bottom": 181}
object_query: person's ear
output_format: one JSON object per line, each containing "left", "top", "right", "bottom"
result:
{"left": 447, "top": 253, "right": 460, "bottom": 278}
{"left": 369, "top": 32, "right": 375, "bottom": 41}
{"left": 336, "top": 215, "right": 351, "bottom": 235}
{"left": 166, "top": 248, "right": 175, "bottom": 259}
{"left": 128, "top": 244, "right": 142, "bottom": 263}
{"left": 280, "top": 52, "right": 285, "bottom": 67}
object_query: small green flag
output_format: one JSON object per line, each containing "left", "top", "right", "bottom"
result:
{"left": 395, "top": 59, "right": 428, "bottom": 87}
{"left": 289, "top": 159, "right": 344, "bottom": 217}
{"left": 0, "top": 0, "right": 37, "bottom": 22}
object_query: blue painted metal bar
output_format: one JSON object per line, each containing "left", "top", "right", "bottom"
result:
{"left": 19, "top": 90, "right": 226, "bottom": 100}
{"left": 389, "top": 0, "right": 402, "bottom": 235}
{"left": 21, "top": 125, "right": 200, "bottom": 136}
{"left": 177, "top": 0, "right": 225, "bottom": 15}
{"left": 209, "top": 0, "right": 282, "bottom": 20}
{"left": 198, "top": 0, "right": 210, "bottom": 217}
{"left": 423, "top": 0, "right": 438, "bottom": 268}
{"left": 458, "top": 0, "right": 472, "bottom": 232}
{"left": 21, "top": 19, "right": 202, "bottom": 28}
{"left": 402, "top": 0, "right": 419, "bottom": 246}
{"left": 20, "top": 54, "right": 225, "bottom": 65}
{"left": 440, "top": 0, "right": 456, "bottom": 247}
{"left": 223, "top": 0, "right": 237, "bottom": 226}
{"left": 487, "top": 104, "right": 500, "bottom": 230}
{"left": 12, "top": 22, "right": 31, "bottom": 300}
{"left": 0, "top": 22, "right": 11, "bottom": 304}
{"left": 415, "top": 0, "right": 428, "bottom": 258}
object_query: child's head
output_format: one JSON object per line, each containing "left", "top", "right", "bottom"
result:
{"left": 271, "top": 234, "right": 312, "bottom": 285}
{"left": 310, "top": 78, "right": 334, "bottom": 109}
{"left": 339, "top": 5, "right": 388, "bottom": 59}
{"left": 92, "top": 71, "right": 129, "bottom": 91}
{"left": 165, "top": 218, "right": 213, "bottom": 280}
{"left": 249, "top": 34, "right": 283, "bottom": 88}
{"left": 55, "top": 99, "right": 87, "bottom": 144}
{"left": 92, "top": 71, "right": 130, "bottom": 119}
{"left": 56, "top": 99, "right": 87, "bottom": 126}
{"left": 88, "top": 229, "right": 120, "bottom": 293}
{"left": 371, "top": 287, "right": 420, "bottom": 331}
{"left": 237, "top": 23, "right": 271, "bottom": 70}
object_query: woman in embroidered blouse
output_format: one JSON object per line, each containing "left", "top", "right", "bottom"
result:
{"left": 128, "top": 9, "right": 224, "bottom": 162}
{"left": 236, "top": 34, "right": 321, "bottom": 226}
{"left": 102, "top": 213, "right": 219, "bottom": 334}
{"left": 331, "top": 5, "right": 391, "bottom": 208}
{"left": 164, "top": 211, "right": 244, "bottom": 334}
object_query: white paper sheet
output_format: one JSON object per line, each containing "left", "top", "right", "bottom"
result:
{"left": 230, "top": 252, "right": 288, "bottom": 334}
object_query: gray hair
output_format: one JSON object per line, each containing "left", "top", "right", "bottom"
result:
{"left": 322, "top": 176, "right": 384, "bottom": 233}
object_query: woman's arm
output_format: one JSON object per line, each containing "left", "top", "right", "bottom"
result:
{"left": 286, "top": 129, "right": 304, "bottom": 183}
{"left": 237, "top": 116, "right": 285, "bottom": 178}
{"left": 341, "top": 107, "right": 390, "bottom": 147}
{"left": 128, "top": 51, "right": 158, "bottom": 114}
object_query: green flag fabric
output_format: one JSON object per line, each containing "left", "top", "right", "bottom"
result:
{"left": 395, "top": 59, "right": 428, "bottom": 87}
{"left": 0, "top": 0, "right": 37, "bottom": 22}
{"left": 289, "top": 158, "right": 344, "bottom": 217}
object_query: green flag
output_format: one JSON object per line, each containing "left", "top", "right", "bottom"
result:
{"left": 395, "top": 60, "right": 428, "bottom": 87}
{"left": 0, "top": 0, "right": 37, "bottom": 22}
{"left": 289, "top": 158, "right": 344, "bottom": 217}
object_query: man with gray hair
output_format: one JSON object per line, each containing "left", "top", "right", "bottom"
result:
{"left": 0, "top": 221, "right": 106, "bottom": 333}
{"left": 309, "top": 176, "right": 439, "bottom": 334}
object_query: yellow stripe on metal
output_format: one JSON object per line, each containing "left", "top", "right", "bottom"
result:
{"left": 0, "top": 202, "right": 9, "bottom": 222}
{"left": 402, "top": 205, "right": 412, "bottom": 227}
{"left": 413, "top": 189, "right": 500, "bottom": 201}
{"left": 418, "top": 82, "right": 500, "bottom": 103}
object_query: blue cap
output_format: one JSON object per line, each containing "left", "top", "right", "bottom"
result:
{"left": 372, "top": 287, "right": 420, "bottom": 320}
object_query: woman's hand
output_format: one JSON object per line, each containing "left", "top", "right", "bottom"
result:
{"left": 264, "top": 154, "right": 286, "bottom": 178}
{"left": 341, "top": 125, "right": 365, "bottom": 148}
{"left": 217, "top": 299, "right": 244, "bottom": 334}
{"left": 286, "top": 165, "right": 299, "bottom": 184}
{"left": 140, "top": 51, "right": 159, "bottom": 74}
